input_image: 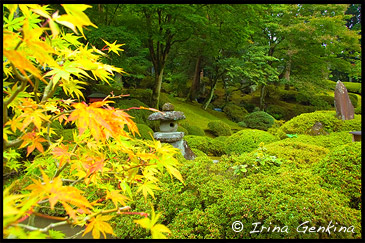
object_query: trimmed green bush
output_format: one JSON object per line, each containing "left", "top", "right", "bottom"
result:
{"left": 348, "top": 93, "right": 358, "bottom": 108}
{"left": 354, "top": 106, "right": 361, "bottom": 114}
{"left": 343, "top": 82, "right": 361, "bottom": 94}
{"left": 277, "top": 111, "right": 362, "bottom": 139}
{"left": 184, "top": 135, "right": 212, "bottom": 153}
{"left": 180, "top": 122, "right": 205, "bottom": 136}
{"left": 237, "top": 121, "right": 247, "bottom": 128}
{"left": 217, "top": 167, "right": 361, "bottom": 239}
{"left": 262, "top": 140, "right": 329, "bottom": 168}
{"left": 135, "top": 124, "right": 154, "bottom": 140}
{"left": 223, "top": 104, "right": 248, "bottom": 122}
{"left": 242, "top": 111, "right": 275, "bottom": 131}
{"left": 207, "top": 120, "right": 232, "bottom": 136}
{"left": 266, "top": 104, "right": 287, "bottom": 120}
{"left": 177, "top": 125, "right": 188, "bottom": 135}
{"left": 284, "top": 131, "right": 353, "bottom": 150}
{"left": 209, "top": 136, "right": 229, "bottom": 156}
{"left": 225, "top": 129, "right": 279, "bottom": 155}
{"left": 313, "top": 142, "right": 361, "bottom": 209}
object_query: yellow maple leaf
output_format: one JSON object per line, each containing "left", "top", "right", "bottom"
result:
{"left": 134, "top": 207, "right": 171, "bottom": 239}
{"left": 102, "top": 39, "right": 124, "bottom": 56}
{"left": 83, "top": 215, "right": 115, "bottom": 239}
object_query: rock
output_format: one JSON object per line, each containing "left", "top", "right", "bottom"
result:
{"left": 308, "top": 122, "right": 329, "bottom": 136}
{"left": 147, "top": 111, "right": 186, "bottom": 121}
{"left": 153, "top": 132, "right": 184, "bottom": 143}
{"left": 162, "top": 102, "right": 175, "bottom": 111}
{"left": 334, "top": 81, "right": 354, "bottom": 120}
{"left": 182, "top": 140, "right": 196, "bottom": 160}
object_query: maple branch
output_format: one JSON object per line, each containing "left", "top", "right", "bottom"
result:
{"left": 53, "top": 144, "right": 78, "bottom": 179}
{"left": 66, "top": 229, "right": 86, "bottom": 239}
{"left": 17, "top": 221, "right": 69, "bottom": 233}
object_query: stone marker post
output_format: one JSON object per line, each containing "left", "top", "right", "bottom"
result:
{"left": 334, "top": 80, "right": 354, "bottom": 120}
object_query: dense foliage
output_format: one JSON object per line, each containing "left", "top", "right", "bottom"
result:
{"left": 207, "top": 120, "right": 232, "bottom": 136}
{"left": 225, "top": 129, "right": 279, "bottom": 155}
{"left": 3, "top": 4, "right": 183, "bottom": 239}
{"left": 242, "top": 111, "right": 275, "bottom": 131}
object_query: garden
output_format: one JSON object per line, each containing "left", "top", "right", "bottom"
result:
{"left": 3, "top": 4, "right": 362, "bottom": 239}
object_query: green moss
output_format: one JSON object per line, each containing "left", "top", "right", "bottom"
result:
{"left": 225, "top": 129, "right": 279, "bottom": 155}
{"left": 184, "top": 135, "right": 212, "bottom": 153}
{"left": 177, "top": 125, "right": 188, "bottom": 135}
{"left": 348, "top": 93, "right": 358, "bottom": 108}
{"left": 278, "top": 110, "right": 362, "bottom": 139}
{"left": 242, "top": 111, "right": 275, "bottom": 131}
{"left": 284, "top": 131, "right": 353, "bottom": 151}
{"left": 135, "top": 124, "right": 154, "bottom": 140}
{"left": 180, "top": 122, "right": 205, "bottom": 136}
{"left": 207, "top": 120, "right": 232, "bottom": 136}
{"left": 209, "top": 136, "right": 229, "bottom": 156}
{"left": 313, "top": 142, "right": 361, "bottom": 209}
{"left": 342, "top": 82, "right": 361, "bottom": 94}
{"left": 223, "top": 103, "right": 248, "bottom": 122}
{"left": 263, "top": 140, "right": 329, "bottom": 168}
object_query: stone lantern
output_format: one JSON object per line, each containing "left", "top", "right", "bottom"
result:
{"left": 148, "top": 103, "right": 196, "bottom": 160}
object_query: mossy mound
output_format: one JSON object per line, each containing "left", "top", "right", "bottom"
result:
{"left": 180, "top": 122, "right": 205, "bottom": 136}
{"left": 135, "top": 124, "right": 154, "bottom": 140}
{"left": 283, "top": 131, "right": 353, "bottom": 151}
{"left": 207, "top": 120, "right": 232, "bottom": 136}
{"left": 242, "top": 111, "right": 275, "bottom": 131}
{"left": 262, "top": 140, "right": 329, "bottom": 168}
{"left": 277, "top": 111, "right": 361, "bottom": 139}
{"left": 225, "top": 129, "right": 279, "bottom": 155}
{"left": 223, "top": 103, "right": 248, "bottom": 122}
{"left": 313, "top": 142, "right": 361, "bottom": 209}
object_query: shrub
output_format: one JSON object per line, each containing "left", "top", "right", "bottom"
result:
{"left": 180, "top": 122, "right": 205, "bottom": 136}
{"left": 184, "top": 135, "right": 212, "bottom": 153}
{"left": 348, "top": 93, "right": 358, "bottom": 108}
{"left": 225, "top": 129, "right": 279, "bottom": 155}
{"left": 223, "top": 104, "right": 248, "bottom": 122}
{"left": 278, "top": 110, "right": 362, "bottom": 139}
{"left": 209, "top": 136, "right": 229, "bottom": 156}
{"left": 354, "top": 106, "right": 361, "bottom": 114}
{"left": 207, "top": 120, "right": 232, "bottom": 136}
{"left": 262, "top": 140, "right": 329, "bottom": 168}
{"left": 266, "top": 105, "right": 287, "bottom": 120}
{"left": 343, "top": 82, "right": 361, "bottom": 94}
{"left": 161, "top": 157, "right": 361, "bottom": 239}
{"left": 237, "top": 121, "right": 247, "bottom": 128}
{"left": 135, "top": 124, "right": 154, "bottom": 140}
{"left": 313, "top": 142, "right": 361, "bottom": 209}
{"left": 284, "top": 131, "right": 353, "bottom": 151}
{"left": 177, "top": 125, "right": 189, "bottom": 135}
{"left": 242, "top": 111, "right": 275, "bottom": 131}
{"left": 123, "top": 88, "right": 153, "bottom": 106}
{"left": 218, "top": 167, "right": 361, "bottom": 239}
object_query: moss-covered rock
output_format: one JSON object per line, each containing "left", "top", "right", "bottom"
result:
{"left": 223, "top": 104, "right": 248, "bottom": 122}
{"left": 225, "top": 129, "right": 279, "bottom": 155}
{"left": 184, "top": 135, "right": 212, "bottom": 154}
{"left": 242, "top": 111, "right": 275, "bottom": 131}
{"left": 313, "top": 142, "right": 361, "bottom": 209}
{"left": 277, "top": 111, "right": 361, "bottom": 139}
{"left": 207, "top": 120, "right": 232, "bottom": 136}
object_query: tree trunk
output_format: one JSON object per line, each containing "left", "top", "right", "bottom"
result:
{"left": 152, "top": 68, "right": 164, "bottom": 109}
{"left": 187, "top": 55, "right": 202, "bottom": 102}
{"left": 202, "top": 78, "right": 218, "bottom": 110}
{"left": 259, "top": 84, "right": 266, "bottom": 111}
{"left": 284, "top": 58, "right": 291, "bottom": 90}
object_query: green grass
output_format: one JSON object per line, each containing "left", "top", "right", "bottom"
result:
{"left": 165, "top": 95, "right": 242, "bottom": 131}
